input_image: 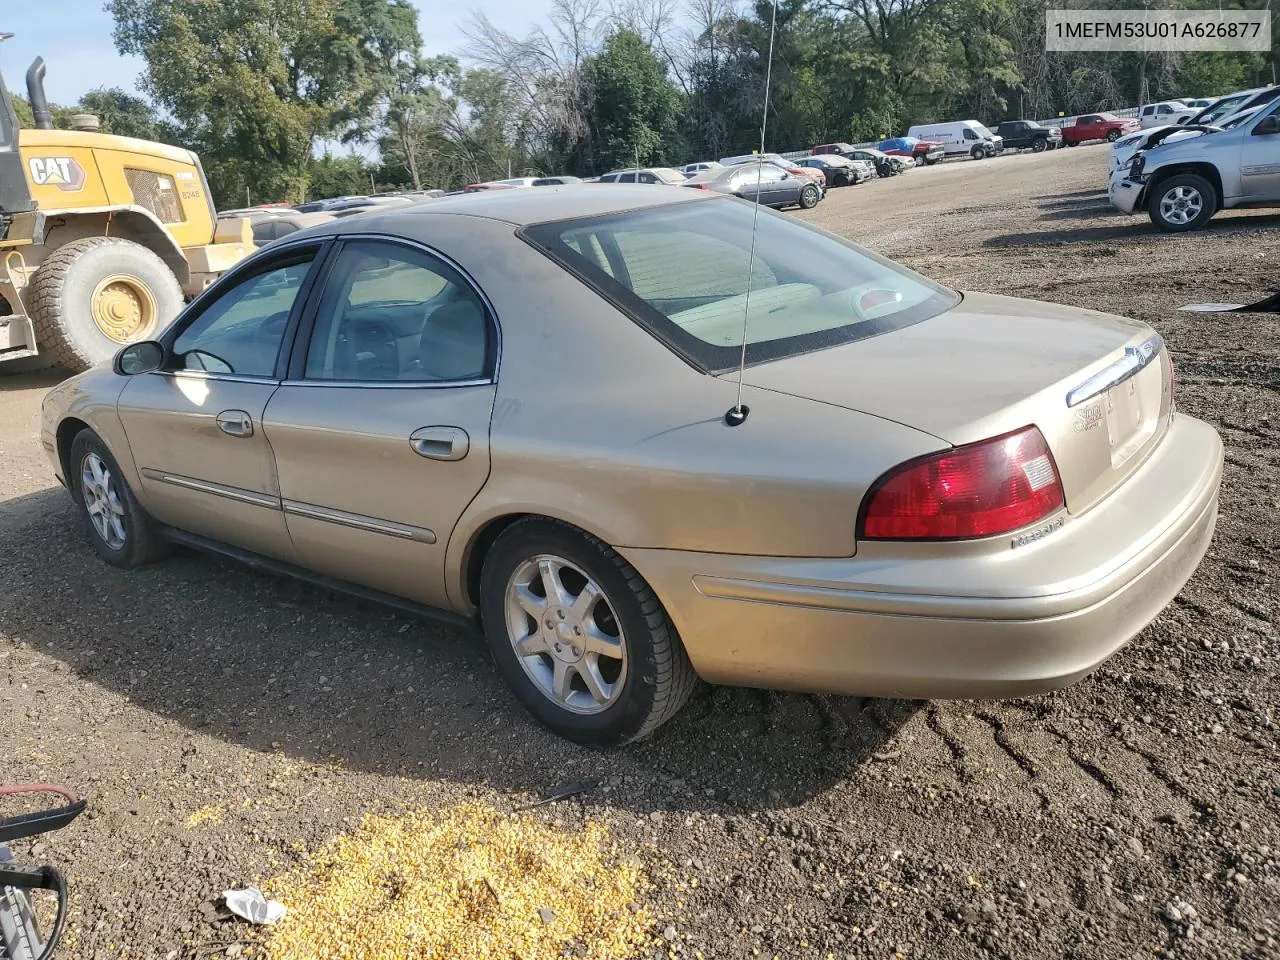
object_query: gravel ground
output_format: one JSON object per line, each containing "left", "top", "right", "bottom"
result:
{"left": 1, "top": 144, "right": 1276, "bottom": 960}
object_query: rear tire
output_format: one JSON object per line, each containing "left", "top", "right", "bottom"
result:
{"left": 1147, "top": 173, "right": 1216, "bottom": 233}
{"left": 798, "top": 183, "right": 821, "bottom": 209}
{"left": 479, "top": 518, "right": 697, "bottom": 745}
{"left": 30, "top": 237, "right": 184, "bottom": 372}
{"left": 68, "top": 428, "right": 168, "bottom": 568}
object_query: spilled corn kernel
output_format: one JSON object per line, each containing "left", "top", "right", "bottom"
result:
{"left": 261, "top": 801, "right": 656, "bottom": 959}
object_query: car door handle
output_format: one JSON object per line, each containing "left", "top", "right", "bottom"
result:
{"left": 216, "top": 410, "right": 254, "bottom": 438}
{"left": 409, "top": 426, "right": 469, "bottom": 461}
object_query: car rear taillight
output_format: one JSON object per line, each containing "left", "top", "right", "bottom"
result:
{"left": 860, "top": 426, "right": 1065, "bottom": 540}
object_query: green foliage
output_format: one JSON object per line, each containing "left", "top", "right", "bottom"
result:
{"left": 84, "top": 0, "right": 1276, "bottom": 203}
{"left": 109, "top": 0, "right": 363, "bottom": 205}
{"left": 308, "top": 153, "right": 376, "bottom": 198}
{"left": 580, "top": 30, "right": 684, "bottom": 171}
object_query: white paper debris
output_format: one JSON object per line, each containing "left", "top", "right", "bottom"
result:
{"left": 1178, "top": 302, "right": 1246, "bottom": 313}
{"left": 222, "top": 887, "right": 287, "bottom": 925}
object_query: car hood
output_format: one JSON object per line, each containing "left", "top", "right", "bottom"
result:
{"left": 738, "top": 290, "right": 1148, "bottom": 442}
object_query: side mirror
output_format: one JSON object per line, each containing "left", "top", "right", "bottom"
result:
{"left": 113, "top": 340, "right": 164, "bottom": 376}
{"left": 1253, "top": 115, "right": 1279, "bottom": 136}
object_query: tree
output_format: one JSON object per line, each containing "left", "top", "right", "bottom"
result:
{"left": 78, "top": 88, "right": 177, "bottom": 141}
{"left": 581, "top": 29, "right": 684, "bottom": 170}
{"left": 108, "top": 0, "right": 369, "bottom": 205}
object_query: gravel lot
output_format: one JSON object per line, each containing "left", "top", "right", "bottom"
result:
{"left": 1, "top": 145, "right": 1277, "bottom": 960}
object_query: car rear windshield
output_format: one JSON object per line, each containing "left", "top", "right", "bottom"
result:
{"left": 521, "top": 198, "right": 958, "bottom": 372}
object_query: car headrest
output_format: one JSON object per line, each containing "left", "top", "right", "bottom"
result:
{"left": 419, "top": 299, "right": 487, "bottom": 381}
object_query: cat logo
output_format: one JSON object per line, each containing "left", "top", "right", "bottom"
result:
{"left": 28, "top": 156, "right": 87, "bottom": 191}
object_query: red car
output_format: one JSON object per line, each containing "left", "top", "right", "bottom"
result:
{"left": 1061, "top": 113, "right": 1139, "bottom": 146}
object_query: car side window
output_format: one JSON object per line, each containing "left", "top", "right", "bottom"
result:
{"left": 303, "top": 240, "right": 490, "bottom": 383}
{"left": 963, "top": 129, "right": 978, "bottom": 140}
{"left": 172, "top": 255, "right": 314, "bottom": 377}
{"left": 619, "top": 172, "right": 637, "bottom": 183}
{"left": 1157, "top": 105, "right": 1172, "bottom": 115}
{"left": 638, "top": 172, "right": 658, "bottom": 184}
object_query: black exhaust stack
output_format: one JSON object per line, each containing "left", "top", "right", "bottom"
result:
{"left": 26, "top": 57, "right": 51, "bottom": 130}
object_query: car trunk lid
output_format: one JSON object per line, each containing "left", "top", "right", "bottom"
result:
{"left": 737, "top": 291, "right": 1174, "bottom": 514}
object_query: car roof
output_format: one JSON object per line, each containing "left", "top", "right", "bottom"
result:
{"left": 289, "top": 184, "right": 713, "bottom": 230}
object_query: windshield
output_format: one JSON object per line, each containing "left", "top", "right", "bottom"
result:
{"left": 522, "top": 198, "right": 957, "bottom": 372}
{"left": 1195, "top": 93, "right": 1251, "bottom": 124}
{"left": 973, "top": 124, "right": 996, "bottom": 138}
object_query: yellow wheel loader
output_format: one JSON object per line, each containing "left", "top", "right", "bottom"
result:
{"left": 0, "top": 47, "right": 255, "bottom": 373}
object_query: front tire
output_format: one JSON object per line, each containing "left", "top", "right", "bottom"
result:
{"left": 1031, "top": 137, "right": 1047, "bottom": 153}
{"left": 479, "top": 518, "right": 696, "bottom": 745}
{"left": 1148, "top": 173, "right": 1216, "bottom": 233}
{"left": 970, "top": 146, "right": 985, "bottom": 160}
{"left": 798, "top": 183, "right": 821, "bottom": 209}
{"left": 68, "top": 429, "right": 168, "bottom": 568}
{"left": 30, "top": 237, "right": 184, "bottom": 372}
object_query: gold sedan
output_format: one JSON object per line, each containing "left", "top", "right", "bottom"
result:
{"left": 40, "top": 187, "right": 1223, "bottom": 744}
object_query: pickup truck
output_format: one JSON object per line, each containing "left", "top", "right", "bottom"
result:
{"left": 1062, "top": 113, "right": 1139, "bottom": 146}
{"left": 1109, "top": 100, "right": 1280, "bottom": 231}
{"left": 994, "top": 120, "right": 1062, "bottom": 152}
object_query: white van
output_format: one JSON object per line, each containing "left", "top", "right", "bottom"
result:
{"left": 905, "top": 120, "right": 1004, "bottom": 159}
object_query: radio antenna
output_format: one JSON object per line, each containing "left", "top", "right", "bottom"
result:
{"left": 725, "top": 0, "right": 780, "bottom": 427}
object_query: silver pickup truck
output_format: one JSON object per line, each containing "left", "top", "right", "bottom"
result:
{"left": 1110, "top": 99, "right": 1280, "bottom": 232}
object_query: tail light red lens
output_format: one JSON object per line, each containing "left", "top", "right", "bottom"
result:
{"left": 860, "top": 426, "right": 1065, "bottom": 540}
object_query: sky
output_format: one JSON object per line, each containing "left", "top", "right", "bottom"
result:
{"left": 1, "top": 0, "right": 542, "bottom": 106}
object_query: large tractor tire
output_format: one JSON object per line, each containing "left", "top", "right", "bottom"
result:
{"left": 29, "top": 237, "right": 183, "bottom": 372}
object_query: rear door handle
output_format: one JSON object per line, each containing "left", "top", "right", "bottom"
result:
{"left": 410, "top": 426, "right": 470, "bottom": 461}
{"left": 216, "top": 410, "right": 254, "bottom": 438}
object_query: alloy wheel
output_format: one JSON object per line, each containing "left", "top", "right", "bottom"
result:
{"left": 80, "top": 452, "right": 127, "bottom": 549}
{"left": 1159, "top": 185, "right": 1203, "bottom": 226}
{"left": 504, "top": 554, "right": 628, "bottom": 715}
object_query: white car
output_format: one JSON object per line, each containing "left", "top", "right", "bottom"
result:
{"left": 1111, "top": 105, "right": 1267, "bottom": 172}
{"left": 1138, "top": 101, "right": 1197, "bottom": 129}
{"left": 681, "top": 161, "right": 722, "bottom": 175}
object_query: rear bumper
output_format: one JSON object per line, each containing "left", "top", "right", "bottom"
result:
{"left": 621, "top": 414, "right": 1222, "bottom": 699}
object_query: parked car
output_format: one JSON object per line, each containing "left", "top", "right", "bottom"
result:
{"left": 1183, "top": 86, "right": 1280, "bottom": 126}
{"left": 1110, "top": 99, "right": 1280, "bottom": 231}
{"left": 294, "top": 196, "right": 366, "bottom": 213}
{"left": 42, "top": 186, "right": 1223, "bottom": 745}
{"left": 845, "top": 148, "right": 907, "bottom": 177}
{"left": 683, "top": 161, "right": 823, "bottom": 209}
{"left": 464, "top": 182, "right": 518, "bottom": 193}
{"left": 1109, "top": 106, "right": 1264, "bottom": 173}
{"left": 250, "top": 211, "right": 335, "bottom": 246}
{"left": 811, "top": 142, "right": 856, "bottom": 156}
{"left": 994, "top": 120, "right": 1062, "bottom": 153}
{"left": 905, "top": 121, "right": 1003, "bottom": 159}
{"left": 1061, "top": 113, "right": 1138, "bottom": 146}
{"left": 718, "top": 151, "right": 787, "bottom": 167}
{"left": 597, "top": 168, "right": 688, "bottom": 184}
{"left": 1138, "top": 101, "right": 1197, "bottom": 129}
{"left": 878, "top": 137, "right": 945, "bottom": 165}
{"left": 1181, "top": 98, "right": 1214, "bottom": 110}
{"left": 532, "top": 176, "right": 583, "bottom": 186}
{"left": 681, "top": 161, "right": 722, "bottom": 175}
{"left": 794, "top": 155, "right": 869, "bottom": 186}
{"left": 326, "top": 196, "right": 415, "bottom": 217}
